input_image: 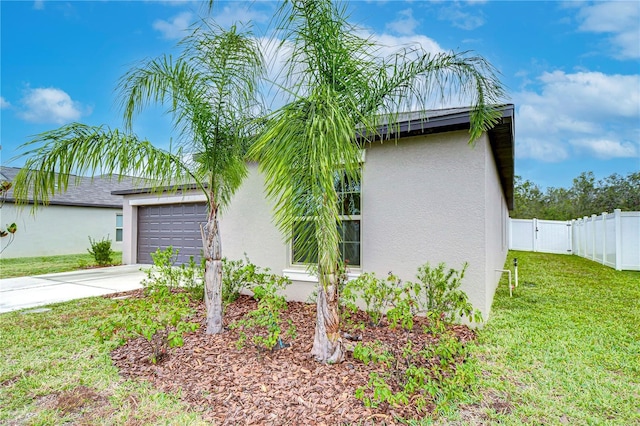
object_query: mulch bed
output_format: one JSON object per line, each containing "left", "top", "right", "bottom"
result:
{"left": 107, "top": 291, "right": 476, "bottom": 425}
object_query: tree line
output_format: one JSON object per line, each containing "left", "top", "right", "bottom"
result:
{"left": 512, "top": 171, "right": 640, "bottom": 221}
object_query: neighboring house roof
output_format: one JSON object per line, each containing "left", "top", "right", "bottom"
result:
{"left": 112, "top": 105, "right": 515, "bottom": 210}
{"left": 0, "top": 166, "right": 142, "bottom": 208}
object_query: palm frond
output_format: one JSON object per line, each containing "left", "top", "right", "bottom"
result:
{"left": 118, "top": 21, "right": 265, "bottom": 209}
{"left": 11, "top": 123, "right": 197, "bottom": 208}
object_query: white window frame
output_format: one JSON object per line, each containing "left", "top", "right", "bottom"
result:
{"left": 115, "top": 213, "right": 123, "bottom": 242}
{"left": 289, "top": 166, "right": 363, "bottom": 269}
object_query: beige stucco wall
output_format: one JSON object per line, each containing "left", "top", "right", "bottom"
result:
{"left": 362, "top": 131, "right": 494, "bottom": 319}
{"left": 0, "top": 204, "right": 123, "bottom": 259}
{"left": 119, "top": 130, "right": 510, "bottom": 319}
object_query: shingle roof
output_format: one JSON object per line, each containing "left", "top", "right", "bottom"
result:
{"left": 0, "top": 166, "right": 144, "bottom": 208}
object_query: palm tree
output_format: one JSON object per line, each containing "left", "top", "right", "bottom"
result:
{"left": 12, "top": 21, "right": 265, "bottom": 335}
{"left": 249, "top": 0, "right": 506, "bottom": 363}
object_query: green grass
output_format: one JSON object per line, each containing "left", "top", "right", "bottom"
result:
{"left": 0, "top": 297, "right": 208, "bottom": 425}
{"left": 1, "top": 251, "right": 638, "bottom": 425}
{"left": 467, "top": 251, "right": 640, "bottom": 425}
{"left": 0, "top": 252, "right": 122, "bottom": 278}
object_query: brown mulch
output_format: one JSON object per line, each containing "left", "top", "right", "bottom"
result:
{"left": 107, "top": 291, "right": 477, "bottom": 425}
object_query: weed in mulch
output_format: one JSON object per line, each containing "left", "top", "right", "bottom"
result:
{"left": 106, "top": 292, "right": 477, "bottom": 425}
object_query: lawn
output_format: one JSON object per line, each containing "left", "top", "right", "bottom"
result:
{"left": 467, "top": 251, "right": 640, "bottom": 425}
{"left": 0, "top": 252, "right": 122, "bottom": 278}
{"left": 0, "top": 251, "right": 638, "bottom": 425}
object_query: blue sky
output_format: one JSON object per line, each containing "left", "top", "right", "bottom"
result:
{"left": 1, "top": 0, "right": 638, "bottom": 190}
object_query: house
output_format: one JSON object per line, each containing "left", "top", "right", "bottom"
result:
{"left": 0, "top": 166, "right": 138, "bottom": 259}
{"left": 114, "top": 105, "right": 515, "bottom": 319}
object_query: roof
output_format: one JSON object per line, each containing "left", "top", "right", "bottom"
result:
{"left": 370, "top": 104, "right": 515, "bottom": 210}
{"left": 0, "top": 166, "right": 143, "bottom": 208}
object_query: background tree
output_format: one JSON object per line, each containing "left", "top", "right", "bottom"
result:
{"left": 512, "top": 171, "right": 640, "bottom": 220}
{"left": 12, "top": 21, "right": 264, "bottom": 334}
{"left": 512, "top": 176, "right": 545, "bottom": 219}
{"left": 250, "top": 0, "right": 505, "bottom": 363}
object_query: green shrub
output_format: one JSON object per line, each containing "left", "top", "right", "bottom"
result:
{"left": 353, "top": 332, "right": 477, "bottom": 414}
{"left": 413, "top": 262, "right": 482, "bottom": 324}
{"left": 141, "top": 247, "right": 204, "bottom": 301}
{"left": 87, "top": 235, "right": 114, "bottom": 265}
{"left": 229, "top": 273, "right": 295, "bottom": 351}
{"left": 222, "top": 255, "right": 263, "bottom": 304}
{"left": 350, "top": 261, "right": 480, "bottom": 415}
{"left": 343, "top": 271, "right": 403, "bottom": 326}
{"left": 97, "top": 284, "right": 199, "bottom": 364}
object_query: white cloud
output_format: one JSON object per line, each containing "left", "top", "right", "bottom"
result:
{"left": 517, "top": 137, "right": 570, "bottom": 163}
{"left": 212, "top": 4, "right": 270, "bottom": 28}
{"left": 18, "top": 87, "right": 87, "bottom": 124}
{"left": 153, "top": 11, "right": 193, "bottom": 40}
{"left": 536, "top": 71, "right": 639, "bottom": 119}
{"left": 373, "top": 33, "right": 443, "bottom": 58}
{"left": 438, "top": 5, "right": 485, "bottom": 30}
{"left": 515, "top": 70, "right": 640, "bottom": 162}
{"left": 570, "top": 138, "right": 639, "bottom": 159}
{"left": 33, "top": 0, "right": 44, "bottom": 10}
{"left": 576, "top": 2, "right": 640, "bottom": 59}
{"left": 385, "top": 8, "right": 420, "bottom": 36}
{"left": 0, "top": 97, "right": 10, "bottom": 109}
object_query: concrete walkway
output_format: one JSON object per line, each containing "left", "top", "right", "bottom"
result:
{"left": 0, "top": 265, "right": 147, "bottom": 314}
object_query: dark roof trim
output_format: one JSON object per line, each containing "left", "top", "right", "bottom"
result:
{"left": 112, "top": 183, "right": 201, "bottom": 196}
{"left": 4, "top": 199, "right": 123, "bottom": 209}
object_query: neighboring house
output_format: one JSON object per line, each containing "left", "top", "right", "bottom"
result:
{"left": 114, "top": 105, "right": 515, "bottom": 319}
{"left": 0, "top": 166, "right": 138, "bottom": 259}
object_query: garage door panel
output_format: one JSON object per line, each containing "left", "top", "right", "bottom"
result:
{"left": 137, "top": 203, "right": 207, "bottom": 264}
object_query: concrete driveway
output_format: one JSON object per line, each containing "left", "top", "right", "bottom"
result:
{"left": 0, "top": 265, "right": 147, "bottom": 314}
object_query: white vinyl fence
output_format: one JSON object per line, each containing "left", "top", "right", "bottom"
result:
{"left": 509, "top": 209, "right": 640, "bottom": 271}
{"left": 509, "top": 218, "right": 572, "bottom": 254}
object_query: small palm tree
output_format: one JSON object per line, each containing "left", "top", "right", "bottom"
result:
{"left": 249, "top": 0, "right": 506, "bottom": 363}
{"left": 12, "top": 21, "right": 265, "bottom": 334}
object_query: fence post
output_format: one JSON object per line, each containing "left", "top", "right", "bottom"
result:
{"left": 571, "top": 220, "right": 575, "bottom": 255}
{"left": 614, "top": 209, "right": 622, "bottom": 271}
{"left": 583, "top": 216, "right": 588, "bottom": 259}
{"left": 591, "top": 214, "right": 597, "bottom": 261}
{"left": 567, "top": 220, "right": 573, "bottom": 254}
{"left": 532, "top": 218, "right": 538, "bottom": 252}
{"left": 602, "top": 212, "right": 607, "bottom": 266}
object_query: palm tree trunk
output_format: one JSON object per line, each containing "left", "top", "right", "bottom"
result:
{"left": 311, "top": 271, "right": 344, "bottom": 363}
{"left": 202, "top": 201, "right": 223, "bottom": 334}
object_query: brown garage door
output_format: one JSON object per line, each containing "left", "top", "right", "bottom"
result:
{"left": 137, "top": 203, "right": 208, "bottom": 264}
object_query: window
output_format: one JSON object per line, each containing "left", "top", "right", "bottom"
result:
{"left": 291, "top": 169, "right": 361, "bottom": 267}
{"left": 115, "top": 214, "right": 123, "bottom": 242}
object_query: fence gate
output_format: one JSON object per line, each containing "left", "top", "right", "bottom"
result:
{"left": 509, "top": 218, "right": 572, "bottom": 254}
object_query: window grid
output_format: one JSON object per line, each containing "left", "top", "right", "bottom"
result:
{"left": 115, "top": 214, "right": 123, "bottom": 242}
{"left": 291, "top": 170, "right": 361, "bottom": 267}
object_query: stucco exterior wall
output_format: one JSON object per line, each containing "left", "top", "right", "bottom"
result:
{"left": 219, "top": 164, "right": 288, "bottom": 271}
{"left": 119, "top": 130, "right": 509, "bottom": 318}
{"left": 362, "top": 131, "right": 491, "bottom": 318}
{"left": 0, "top": 204, "right": 123, "bottom": 259}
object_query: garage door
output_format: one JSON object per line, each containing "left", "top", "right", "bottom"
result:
{"left": 137, "top": 203, "right": 208, "bottom": 264}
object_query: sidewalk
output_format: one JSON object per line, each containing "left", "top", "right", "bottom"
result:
{"left": 0, "top": 264, "right": 146, "bottom": 314}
